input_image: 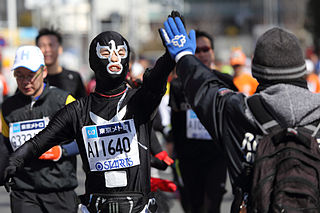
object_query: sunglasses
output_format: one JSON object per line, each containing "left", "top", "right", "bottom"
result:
{"left": 195, "top": 46, "right": 211, "bottom": 53}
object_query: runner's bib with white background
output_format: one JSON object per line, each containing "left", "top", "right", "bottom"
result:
{"left": 9, "top": 117, "right": 50, "bottom": 151}
{"left": 82, "top": 119, "right": 140, "bottom": 172}
{"left": 186, "top": 109, "right": 211, "bottom": 140}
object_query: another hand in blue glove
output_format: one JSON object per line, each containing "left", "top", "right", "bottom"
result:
{"left": 160, "top": 17, "right": 196, "bottom": 62}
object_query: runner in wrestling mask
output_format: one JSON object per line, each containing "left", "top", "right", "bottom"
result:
{"left": 90, "top": 31, "right": 130, "bottom": 93}
{"left": 4, "top": 30, "right": 175, "bottom": 213}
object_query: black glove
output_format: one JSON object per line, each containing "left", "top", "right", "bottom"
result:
{"left": 4, "top": 166, "right": 16, "bottom": 192}
{"left": 169, "top": 10, "right": 186, "bottom": 27}
{"left": 150, "top": 155, "right": 169, "bottom": 170}
{"left": 3, "top": 138, "right": 39, "bottom": 192}
{"left": 3, "top": 157, "right": 24, "bottom": 192}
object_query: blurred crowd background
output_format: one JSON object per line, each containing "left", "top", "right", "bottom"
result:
{"left": 0, "top": 0, "right": 319, "bottom": 95}
{"left": 1, "top": 1, "right": 320, "bottom": 212}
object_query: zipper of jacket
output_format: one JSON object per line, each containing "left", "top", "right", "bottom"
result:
{"left": 30, "top": 83, "right": 46, "bottom": 110}
{"left": 30, "top": 98, "right": 36, "bottom": 110}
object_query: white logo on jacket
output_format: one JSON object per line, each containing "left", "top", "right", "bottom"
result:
{"left": 241, "top": 132, "right": 259, "bottom": 163}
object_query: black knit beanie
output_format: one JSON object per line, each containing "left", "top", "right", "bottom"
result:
{"left": 252, "top": 27, "right": 306, "bottom": 81}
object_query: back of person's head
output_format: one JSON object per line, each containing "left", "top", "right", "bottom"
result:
{"left": 35, "top": 27, "right": 63, "bottom": 46}
{"left": 195, "top": 30, "right": 214, "bottom": 50}
{"left": 252, "top": 27, "right": 306, "bottom": 83}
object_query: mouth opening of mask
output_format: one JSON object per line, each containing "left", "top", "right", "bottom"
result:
{"left": 107, "top": 63, "right": 123, "bottom": 75}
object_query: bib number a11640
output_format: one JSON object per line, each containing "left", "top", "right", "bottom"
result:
{"left": 86, "top": 136, "right": 131, "bottom": 158}
{"left": 82, "top": 119, "right": 140, "bottom": 171}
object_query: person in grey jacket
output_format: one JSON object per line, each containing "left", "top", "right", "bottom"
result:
{"left": 159, "top": 16, "right": 320, "bottom": 212}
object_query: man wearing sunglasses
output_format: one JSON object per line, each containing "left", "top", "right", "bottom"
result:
{"left": 169, "top": 27, "right": 236, "bottom": 213}
{"left": 195, "top": 30, "right": 216, "bottom": 70}
{"left": 195, "top": 30, "right": 237, "bottom": 88}
{"left": 0, "top": 45, "right": 78, "bottom": 213}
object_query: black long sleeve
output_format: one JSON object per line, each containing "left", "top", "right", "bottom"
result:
{"left": 0, "top": 136, "right": 10, "bottom": 185}
{"left": 143, "top": 52, "right": 175, "bottom": 94}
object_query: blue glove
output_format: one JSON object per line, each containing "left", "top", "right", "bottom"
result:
{"left": 160, "top": 17, "right": 196, "bottom": 62}
{"left": 61, "top": 141, "right": 79, "bottom": 156}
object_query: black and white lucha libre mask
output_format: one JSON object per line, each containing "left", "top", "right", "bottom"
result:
{"left": 89, "top": 31, "right": 130, "bottom": 91}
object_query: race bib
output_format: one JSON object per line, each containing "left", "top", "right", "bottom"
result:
{"left": 82, "top": 119, "right": 140, "bottom": 172}
{"left": 9, "top": 117, "right": 50, "bottom": 151}
{"left": 186, "top": 109, "right": 211, "bottom": 140}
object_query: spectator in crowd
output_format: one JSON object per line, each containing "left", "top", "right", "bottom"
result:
{"left": 0, "top": 57, "right": 9, "bottom": 134}
{"left": 194, "top": 30, "right": 215, "bottom": 69}
{"left": 305, "top": 59, "right": 320, "bottom": 93}
{"left": 230, "top": 47, "right": 258, "bottom": 96}
{"left": 36, "top": 27, "right": 83, "bottom": 162}
{"left": 0, "top": 59, "right": 9, "bottom": 106}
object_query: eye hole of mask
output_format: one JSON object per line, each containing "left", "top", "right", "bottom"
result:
{"left": 100, "top": 48, "right": 110, "bottom": 58}
{"left": 117, "top": 48, "right": 126, "bottom": 57}
{"left": 98, "top": 46, "right": 127, "bottom": 59}
{"left": 96, "top": 40, "right": 127, "bottom": 59}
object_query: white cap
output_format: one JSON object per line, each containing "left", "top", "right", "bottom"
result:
{"left": 12, "top": 45, "right": 45, "bottom": 72}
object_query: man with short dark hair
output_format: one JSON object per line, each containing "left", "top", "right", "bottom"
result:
{"left": 195, "top": 30, "right": 215, "bottom": 69}
{"left": 195, "top": 30, "right": 237, "bottom": 88}
{"left": 36, "top": 28, "right": 86, "bottom": 99}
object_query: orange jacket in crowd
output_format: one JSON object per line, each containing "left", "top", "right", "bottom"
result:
{"left": 306, "top": 73, "right": 320, "bottom": 93}
{"left": 233, "top": 72, "right": 259, "bottom": 96}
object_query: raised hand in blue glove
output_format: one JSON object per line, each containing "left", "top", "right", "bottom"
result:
{"left": 160, "top": 17, "right": 196, "bottom": 62}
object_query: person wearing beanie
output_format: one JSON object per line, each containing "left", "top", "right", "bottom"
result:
{"left": 3, "top": 30, "right": 175, "bottom": 212}
{"left": 160, "top": 15, "right": 320, "bottom": 213}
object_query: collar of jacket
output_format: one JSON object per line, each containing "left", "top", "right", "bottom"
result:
{"left": 17, "top": 83, "right": 49, "bottom": 104}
